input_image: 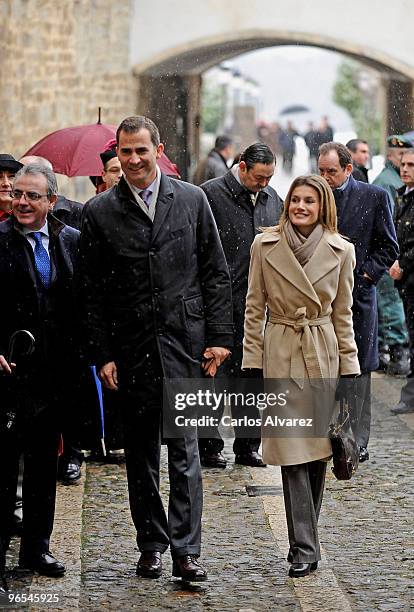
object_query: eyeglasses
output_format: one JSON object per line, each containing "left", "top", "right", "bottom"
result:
{"left": 11, "top": 190, "right": 48, "bottom": 202}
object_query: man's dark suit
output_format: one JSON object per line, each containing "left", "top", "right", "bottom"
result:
{"left": 0, "top": 214, "right": 80, "bottom": 562}
{"left": 79, "top": 175, "right": 233, "bottom": 558}
{"left": 200, "top": 170, "right": 283, "bottom": 456}
{"left": 333, "top": 175, "right": 398, "bottom": 445}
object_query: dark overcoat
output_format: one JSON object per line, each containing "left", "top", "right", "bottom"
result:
{"left": 333, "top": 175, "right": 399, "bottom": 372}
{"left": 201, "top": 170, "right": 283, "bottom": 374}
{"left": 78, "top": 174, "right": 233, "bottom": 388}
{"left": 394, "top": 186, "right": 414, "bottom": 294}
{"left": 53, "top": 196, "right": 83, "bottom": 230}
{"left": 0, "top": 214, "right": 81, "bottom": 418}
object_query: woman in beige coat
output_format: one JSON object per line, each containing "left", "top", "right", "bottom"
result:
{"left": 242, "top": 175, "right": 360, "bottom": 578}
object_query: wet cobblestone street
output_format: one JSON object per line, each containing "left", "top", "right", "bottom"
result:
{"left": 2, "top": 373, "right": 413, "bottom": 611}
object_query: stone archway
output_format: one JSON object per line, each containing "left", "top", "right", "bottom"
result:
{"left": 133, "top": 31, "right": 414, "bottom": 180}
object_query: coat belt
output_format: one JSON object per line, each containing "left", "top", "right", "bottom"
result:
{"left": 268, "top": 307, "right": 331, "bottom": 386}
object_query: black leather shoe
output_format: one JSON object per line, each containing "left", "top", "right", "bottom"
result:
{"left": 391, "top": 401, "right": 414, "bottom": 415}
{"left": 289, "top": 562, "right": 317, "bottom": 578}
{"left": 359, "top": 446, "right": 370, "bottom": 463}
{"left": 172, "top": 555, "right": 207, "bottom": 582}
{"left": 136, "top": 551, "right": 162, "bottom": 578}
{"left": 21, "top": 552, "right": 65, "bottom": 577}
{"left": 234, "top": 451, "right": 267, "bottom": 467}
{"left": 61, "top": 462, "right": 82, "bottom": 485}
{"left": 200, "top": 452, "right": 227, "bottom": 468}
{"left": 387, "top": 346, "right": 410, "bottom": 377}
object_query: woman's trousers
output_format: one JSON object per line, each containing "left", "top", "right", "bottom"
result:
{"left": 281, "top": 460, "right": 327, "bottom": 563}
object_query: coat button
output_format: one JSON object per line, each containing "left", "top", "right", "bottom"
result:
{"left": 149, "top": 248, "right": 156, "bottom": 256}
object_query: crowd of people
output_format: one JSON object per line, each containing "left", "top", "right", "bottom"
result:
{"left": 0, "top": 114, "right": 412, "bottom": 589}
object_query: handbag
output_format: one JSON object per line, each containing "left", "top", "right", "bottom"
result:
{"left": 329, "top": 379, "right": 359, "bottom": 480}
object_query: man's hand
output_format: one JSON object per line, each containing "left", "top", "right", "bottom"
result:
{"left": 0, "top": 355, "right": 16, "bottom": 375}
{"left": 202, "top": 347, "right": 231, "bottom": 377}
{"left": 99, "top": 361, "right": 118, "bottom": 390}
{"left": 362, "top": 272, "right": 373, "bottom": 281}
{"left": 389, "top": 260, "right": 403, "bottom": 280}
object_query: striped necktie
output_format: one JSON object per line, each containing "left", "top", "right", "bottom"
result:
{"left": 139, "top": 189, "right": 152, "bottom": 208}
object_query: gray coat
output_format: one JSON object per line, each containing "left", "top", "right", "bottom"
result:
{"left": 193, "top": 150, "right": 228, "bottom": 185}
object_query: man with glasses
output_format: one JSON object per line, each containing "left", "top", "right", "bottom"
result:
{"left": 0, "top": 163, "right": 81, "bottom": 577}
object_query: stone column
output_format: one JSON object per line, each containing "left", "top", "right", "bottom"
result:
{"left": 136, "top": 74, "right": 201, "bottom": 181}
{"left": 386, "top": 78, "right": 414, "bottom": 135}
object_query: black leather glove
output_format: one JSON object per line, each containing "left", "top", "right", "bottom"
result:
{"left": 241, "top": 368, "right": 263, "bottom": 379}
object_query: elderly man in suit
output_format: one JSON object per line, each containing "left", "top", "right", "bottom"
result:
{"left": 318, "top": 142, "right": 399, "bottom": 462}
{"left": 0, "top": 163, "right": 81, "bottom": 577}
{"left": 79, "top": 116, "right": 233, "bottom": 582}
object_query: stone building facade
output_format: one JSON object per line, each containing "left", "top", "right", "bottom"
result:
{"left": 0, "top": 0, "right": 136, "bottom": 157}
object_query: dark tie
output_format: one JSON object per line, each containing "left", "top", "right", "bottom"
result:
{"left": 139, "top": 189, "right": 152, "bottom": 208}
{"left": 31, "top": 232, "right": 51, "bottom": 289}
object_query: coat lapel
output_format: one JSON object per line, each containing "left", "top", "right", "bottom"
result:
{"left": 263, "top": 232, "right": 321, "bottom": 308}
{"left": 151, "top": 173, "right": 174, "bottom": 243}
{"left": 304, "top": 233, "right": 342, "bottom": 286}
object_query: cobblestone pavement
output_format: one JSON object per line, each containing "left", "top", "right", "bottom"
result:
{"left": 2, "top": 374, "right": 413, "bottom": 611}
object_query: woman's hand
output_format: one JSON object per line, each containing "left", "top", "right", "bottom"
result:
{"left": 389, "top": 260, "right": 403, "bottom": 280}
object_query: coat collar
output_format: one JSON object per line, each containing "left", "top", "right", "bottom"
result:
{"left": 223, "top": 169, "right": 272, "bottom": 204}
{"left": 116, "top": 173, "right": 175, "bottom": 242}
{"left": 262, "top": 229, "right": 344, "bottom": 307}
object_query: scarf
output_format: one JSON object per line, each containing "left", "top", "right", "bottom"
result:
{"left": 284, "top": 220, "right": 324, "bottom": 267}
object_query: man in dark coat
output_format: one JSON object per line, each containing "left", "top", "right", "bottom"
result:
{"left": 390, "top": 149, "right": 414, "bottom": 414}
{"left": 0, "top": 163, "right": 81, "bottom": 577}
{"left": 19, "top": 154, "right": 92, "bottom": 483}
{"left": 79, "top": 116, "right": 233, "bottom": 582}
{"left": 318, "top": 142, "right": 398, "bottom": 462}
{"left": 346, "top": 138, "right": 370, "bottom": 183}
{"left": 193, "top": 135, "right": 234, "bottom": 185}
{"left": 373, "top": 136, "right": 412, "bottom": 376}
{"left": 199, "top": 142, "right": 283, "bottom": 468}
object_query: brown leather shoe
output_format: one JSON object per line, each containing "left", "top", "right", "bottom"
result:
{"left": 136, "top": 551, "right": 162, "bottom": 578}
{"left": 172, "top": 555, "right": 207, "bottom": 582}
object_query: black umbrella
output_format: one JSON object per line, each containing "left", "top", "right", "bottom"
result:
{"left": 279, "top": 104, "right": 310, "bottom": 115}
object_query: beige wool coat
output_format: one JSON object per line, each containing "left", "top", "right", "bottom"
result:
{"left": 242, "top": 228, "right": 360, "bottom": 466}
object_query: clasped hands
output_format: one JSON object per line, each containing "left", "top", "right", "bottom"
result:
{"left": 202, "top": 346, "right": 231, "bottom": 377}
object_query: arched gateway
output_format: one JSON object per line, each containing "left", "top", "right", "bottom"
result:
{"left": 132, "top": 1, "right": 414, "bottom": 179}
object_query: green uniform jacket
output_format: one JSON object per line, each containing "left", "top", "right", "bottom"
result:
{"left": 373, "top": 160, "right": 403, "bottom": 206}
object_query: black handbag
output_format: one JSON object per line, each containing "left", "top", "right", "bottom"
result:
{"left": 329, "top": 379, "right": 359, "bottom": 480}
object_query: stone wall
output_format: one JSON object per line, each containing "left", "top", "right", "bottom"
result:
{"left": 0, "top": 0, "right": 136, "bottom": 157}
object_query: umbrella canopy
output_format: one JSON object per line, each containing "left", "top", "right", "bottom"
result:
{"left": 23, "top": 123, "right": 117, "bottom": 177}
{"left": 23, "top": 123, "right": 181, "bottom": 178}
{"left": 279, "top": 104, "right": 310, "bottom": 115}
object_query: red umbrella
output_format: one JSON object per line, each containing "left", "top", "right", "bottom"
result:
{"left": 158, "top": 153, "right": 180, "bottom": 178}
{"left": 23, "top": 122, "right": 117, "bottom": 177}
{"left": 24, "top": 123, "right": 181, "bottom": 178}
